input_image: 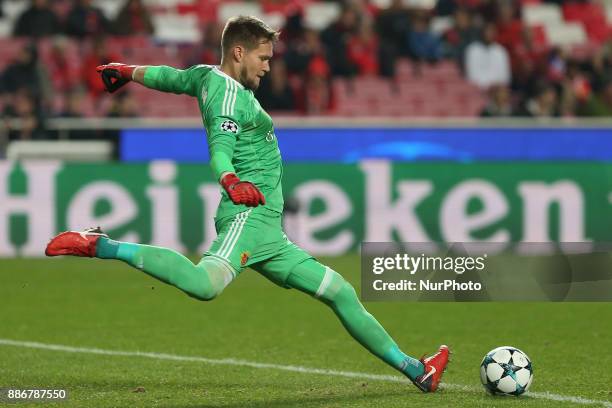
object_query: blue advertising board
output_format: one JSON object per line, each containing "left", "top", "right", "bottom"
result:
{"left": 121, "top": 127, "right": 612, "bottom": 162}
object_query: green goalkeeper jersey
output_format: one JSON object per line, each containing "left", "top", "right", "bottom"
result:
{"left": 144, "top": 64, "right": 284, "bottom": 220}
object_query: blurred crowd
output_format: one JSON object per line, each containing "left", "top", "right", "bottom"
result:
{"left": 1, "top": 0, "right": 611, "bottom": 142}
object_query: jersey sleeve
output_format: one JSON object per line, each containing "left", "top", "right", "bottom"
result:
{"left": 203, "top": 82, "right": 249, "bottom": 181}
{"left": 143, "top": 65, "right": 209, "bottom": 97}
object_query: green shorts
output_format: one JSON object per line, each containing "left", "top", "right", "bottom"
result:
{"left": 202, "top": 207, "right": 313, "bottom": 287}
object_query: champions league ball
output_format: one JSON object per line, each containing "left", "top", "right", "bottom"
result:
{"left": 480, "top": 346, "right": 533, "bottom": 396}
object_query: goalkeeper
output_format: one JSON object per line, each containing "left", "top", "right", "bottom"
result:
{"left": 46, "top": 16, "right": 449, "bottom": 392}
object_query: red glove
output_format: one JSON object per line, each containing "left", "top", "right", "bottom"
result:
{"left": 96, "top": 63, "right": 138, "bottom": 93}
{"left": 220, "top": 173, "right": 266, "bottom": 207}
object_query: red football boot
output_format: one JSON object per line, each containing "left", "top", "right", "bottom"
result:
{"left": 412, "top": 345, "right": 450, "bottom": 393}
{"left": 45, "top": 227, "right": 107, "bottom": 257}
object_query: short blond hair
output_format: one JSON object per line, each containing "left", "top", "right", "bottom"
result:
{"left": 221, "top": 16, "right": 280, "bottom": 56}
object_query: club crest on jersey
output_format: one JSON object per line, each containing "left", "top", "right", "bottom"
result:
{"left": 240, "top": 251, "right": 250, "bottom": 266}
{"left": 220, "top": 120, "right": 239, "bottom": 134}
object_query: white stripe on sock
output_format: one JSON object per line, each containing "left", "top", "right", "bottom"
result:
{"left": 315, "top": 267, "right": 334, "bottom": 298}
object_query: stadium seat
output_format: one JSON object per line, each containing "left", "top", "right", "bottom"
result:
{"left": 421, "top": 61, "right": 461, "bottom": 80}
{"left": 545, "top": 22, "right": 588, "bottom": 47}
{"left": 152, "top": 13, "right": 200, "bottom": 43}
{"left": 106, "top": 36, "right": 150, "bottom": 53}
{"left": 263, "top": 12, "right": 286, "bottom": 31}
{"left": 37, "top": 37, "right": 82, "bottom": 72}
{"left": 0, "top": 38, "right": 28, "bottom": 70}
{"left": 218, "top": 2, "right": 264, "bottom": 23}
{"left": 524, "top": 4, "right": 562, "bottom": 26}
{"left": 331, "top": 62, "right": 485, "bottom": 118}
{"left": 430, "top": 16, "right": 453, "bottom": 36}
{"left": 143, "top": 0, "right": 185, "bottom": 7}
{"left": 398, "top": 83, "right": 431, "bottom": 98}
{"left": 94, "top": 0, "right": 124, "bottom": 20}
{"left": 395, "top": 59, "right": 415, "bottom": 79}
{"left": 585, "top": 22, "right": 610, "bottom": 43}
{"left": 562, "top": 3, "right": 609, "bottom": 43}
{"left": 303, "top": 2, "right": 341, "bottom": 30}
{"left": 0, "top": 18, "right": 13, "bottom": 38}
{"left": 1, "top": 0, "right": 576, "bottom": 119}
{"left": 564, "top": 2, "right": 607, "bottom": 23}
{"left": 174, "top": 0, "right": 218, "bottom": 23}
{"left": 405, "top": 0, "right": 437, "bottom": 10}
{"left": 370, "top": 0, "right": 393, "bottom": 8}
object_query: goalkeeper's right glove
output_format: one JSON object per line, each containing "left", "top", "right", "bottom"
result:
{"left": 220, "top": 173, "right": 266, "bottom": 207}
{"left": 96, "top": 63, "right": 138, "bottom": 93}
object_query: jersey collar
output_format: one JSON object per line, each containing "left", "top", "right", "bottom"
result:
{"left": 213, "top": 67, "right": 245, "bottom": 90}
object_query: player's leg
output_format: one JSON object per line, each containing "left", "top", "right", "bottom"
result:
{"left": 285, "top": 259, "right": 425, "bottom": 378}
{"left": 287, "top": 260, "right": 449, "bottom": 391}
{"left": 95, "top": 237, "right": 234, "bottom": 301}
{"left": 45, "top": 222, "right": 239, "bottom": 301}
{"left": 253, "top": 244, "right": 449, "bottom": 392}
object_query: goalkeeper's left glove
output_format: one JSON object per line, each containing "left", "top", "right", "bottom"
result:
{"left": 96, "top": 63, "right": 138, "bottom": 93}
{"left": 220, "top": 173, "right": 266, "bottom": 207}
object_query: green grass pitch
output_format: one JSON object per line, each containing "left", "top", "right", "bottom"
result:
{"left": 0, "top": 255, "right": 610, "bottom": 408}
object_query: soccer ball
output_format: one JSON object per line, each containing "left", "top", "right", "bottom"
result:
{"left": 480, "top": 346, "right": 533, "bottom": 396}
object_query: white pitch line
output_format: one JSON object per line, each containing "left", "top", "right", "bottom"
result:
{"left": 0, "top": 338, "right": 610, "bottom": 408}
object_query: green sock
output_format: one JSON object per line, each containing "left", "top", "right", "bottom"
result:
{"left": 96, "top": 237, "right": 121, "bottom": 259}
{"left": 384, "top": 345, "right": 425, "bottom": 380}
{"left": 94, "top": 237, "right": 231, "bottom": 301}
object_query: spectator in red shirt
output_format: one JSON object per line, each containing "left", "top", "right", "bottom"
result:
{"left": 347, "top": 21, "right": 379, "bottom": 76}
{"left": 297, "top": 56, "right": 335, "bottom": 114}
{"left": 510, "top": 26, "right": 548, "bottom": 98}
{"left": 495, "top": 1, "right": 522, "bottom": 52}
{"left": 47, "top": 37, "right": 81, "bottom": 94}
{"left": 81, "top": 37, "right": 121, "bottom": 99}
{"left": 284, "top": 29, "right": 325, "bottom": 76}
